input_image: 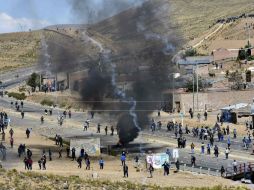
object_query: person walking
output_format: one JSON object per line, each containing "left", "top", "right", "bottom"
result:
{"left": 148, "top": 164, "right": 154, "bottom": 178}
{"left": 105, "top": 126, "right": 108, "bottom": 135}
{"left": 233, "top": 160, "right": 238, "bottom": 173}
{"left": 10, "top": 137, "right": 14, "bottom": 148}
{"left": 97, "top": 123, "right": 101, "bottom": 133}
{"left": 175, "top": 159, "right": 180, "bottom": 172}
{"left": 99, "top": 158, "right": 104, "bottom": 169}
{"left": 220, "top": 166, "right": 225, "bottom": 177}
{"left": 48, "top": 149, "right": 52, "bottom": 161}
{"left": 225, "top": 148, "right": 229, "bottom": 159}
{"left": 162, "top": 161, "right": 170, "bottom": 175}
{"left": 71, "top": 148, "right": 76, "bottom": 161}
{"left": 121, "top": 154, "right": 126, "bottom": 166}
{"left": 85, "top": 158, "right": 90, "bottom": 170}
{"left": 191, "top": 142, "right": 195, "bottom": 154}
{"left": 233, "top": 129, "right": 237, "bottom": 139}
{"left": 9, "top": 128, "right": 14, "bottom": 138}
{"left": 77, "top": 156, "right": 82, "bottom": 168}
{"left": 26, "top": 128, "right": 30, "bottom": 138}
{"left": 110, "top": 126, "right": 114, "bottom": 136}
{"left": 207, "top": 143, "right": 211, "bottom": 155}
{"left": 123, "top": 164, "right": 128, "bottom": 178}
{"left": 201, "top": 142, "right": 205, "bottom": 154}
{"left": 214, "top": 145, "right": 219, "bottom": 157}
{"left": 191, "top": 156, "right": 196, "bottom": 166}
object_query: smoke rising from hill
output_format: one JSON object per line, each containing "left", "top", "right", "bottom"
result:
{"left": 42, "top": 0, "right": 183, "bottom": 144}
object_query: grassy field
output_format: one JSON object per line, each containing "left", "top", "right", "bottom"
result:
{"left": 0, "top": 169, "right": 249, "bottom": 190}
{"left": 0, "top": 31, "right": 41, "bottom": 72}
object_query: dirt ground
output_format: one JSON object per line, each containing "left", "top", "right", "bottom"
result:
{"left": 0, "top": 127, "right": 241, "bottom": 188}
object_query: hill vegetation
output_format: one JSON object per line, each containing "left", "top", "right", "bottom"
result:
{"left": 0, "top": 169, "right": 249, "bottom": 190}
{"left": 0, "top": 31, "right": 41, "bottom": 72}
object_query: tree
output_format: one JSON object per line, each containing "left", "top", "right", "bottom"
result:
{"left": 185, "top": 48, "right": 197, "bottom": 57}
{"left": 185, "top": 76, "right": 204, "bottom": 92}
{"left": 238, "top": 49, "right": 246, "bottom": 60}
{"left": 27, "top": 73, "right": 40, "bottom": 90}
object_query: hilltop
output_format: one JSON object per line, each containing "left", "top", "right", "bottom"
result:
{"left": 0, "top": 0, "right": 254, "bottom": 71}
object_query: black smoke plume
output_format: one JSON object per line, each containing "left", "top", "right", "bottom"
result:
{"left": 41, "top": 0, "right": 183, "bottom": 144}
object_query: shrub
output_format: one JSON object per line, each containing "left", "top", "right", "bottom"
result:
{"left": 8, "top": 92, "right": 26, "bottom": 100}
{"left": 40, "top": 99, "right": 54, "bottom": 106}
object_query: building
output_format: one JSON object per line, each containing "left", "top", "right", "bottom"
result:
{"left": 177, "top": 56, "right": 213, "bottom": 65}
{"left": 212, "top": 48, "right": 238, "bottom": 61}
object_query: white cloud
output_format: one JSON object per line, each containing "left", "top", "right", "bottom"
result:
{"left": 0, "top": 12, "right": 50, "bottom": 33}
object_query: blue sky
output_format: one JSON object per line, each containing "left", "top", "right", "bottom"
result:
{"left": 0, "top": 0, "right": 143, "bottom": 33}
{"left": 0, "top": 0, "right": 72, "bottom": 33}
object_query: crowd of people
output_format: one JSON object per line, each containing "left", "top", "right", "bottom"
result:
{"left": 1, "top": 98, "right": 254, "bottom": 181}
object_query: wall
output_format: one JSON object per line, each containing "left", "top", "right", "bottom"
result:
{"left": 176, "top": 90, "right": 254, "bottom": 113}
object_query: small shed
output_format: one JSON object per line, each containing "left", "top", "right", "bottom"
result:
{"left": 220, "top": 103, "right": 248, "bottom": 123}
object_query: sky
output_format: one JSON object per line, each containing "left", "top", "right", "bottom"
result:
{"left": 0, "top": 0, "right": 72, "bottom": 33}
{"left": 0, "top": 0, "right": 144, "bottom": 34}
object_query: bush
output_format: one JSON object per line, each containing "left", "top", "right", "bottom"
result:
{"left": 40, "top": 99, "right": 54, "bottom": 106}
{"left": 185, "top": 48, "right": 197, "bottom": 57}
{"left": 8, "top": 92, "right": 26, "bottom": 100}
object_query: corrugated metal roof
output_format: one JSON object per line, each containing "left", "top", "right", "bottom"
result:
{"left": 177, "top": 56, "right": 213, "bottom": 65}
{"left": 221, "top": 103, "right": 249, "bottom": 111}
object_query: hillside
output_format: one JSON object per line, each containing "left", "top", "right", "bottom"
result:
{"left": 0, "top": 0, "right": 254, "bottom": 72}
{"left": 0, "top": 31, "right": 41, "bottom": 72}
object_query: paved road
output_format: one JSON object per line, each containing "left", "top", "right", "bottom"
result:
{"left": 0, "top": 67, "right": 253, "bottom": 176}
{"left": 0, "top": 66, "right": 41, "bottom": 90}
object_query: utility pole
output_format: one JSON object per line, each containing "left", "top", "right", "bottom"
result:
{"left": 196, "top": 63, "right": 199, "bottom": 112}
{"left": 192, "top": 66, "right": 195, "bottom": 114}
{"left": 172, "top": 74, "right": 175, "bottom": 113}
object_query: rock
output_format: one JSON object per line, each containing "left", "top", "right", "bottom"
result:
{"left": 63, "top": 181, "right": 69, "bottom": 189}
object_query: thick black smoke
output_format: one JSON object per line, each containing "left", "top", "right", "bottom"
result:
{"left": 41, "top": 0, "right": 183, "bottom": 144}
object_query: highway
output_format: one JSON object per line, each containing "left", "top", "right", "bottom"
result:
{"left": 0, "top": 67, "right": 253, "bottom": 176}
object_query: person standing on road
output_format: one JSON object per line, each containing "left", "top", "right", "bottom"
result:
{"left": 105, "top": 126, "right": 108, "bottom": 135}
{"left": 10, "top": 137, "right": 14, "bottom": 148}
{"left": 214, "top": 145, "right": 219, "bottom": 157}
{"left": 71, "top": 147, "right": 76, "bottom": 161}
{"left": 232, "top": 160, "right": 238, "bottom": 173}
{"left": 225, "top": 148, "right": 229, "bottom": 159}
{"left": 97, "top": 123, "right": 101, "bottom": 133}
{"left": 9, "top": 128, "right": 14, "bottom": 138}
{"left": 26, "top": 128, "right": 30, "bottom": 138}
{"left": 48, "top": 149, "right": 52, "bottom": 161}
{"left": 233, "top": 129, "right": 237, "bottom": 139}
{"left": 207, "top": 143, "right": 211, "bottom": 155}
{"left": 220, "top": 166, "right": 225, "bottom": 177}
{"left": 175, "top": 159, "right": 180, "bottom": 172}
{"left": 68, "top": 110, "right": 71, "bottom": 119}
{"left": 110, "top": 126, "right": 114, "bottom": 136}
{"left": 189, "top": 108, "right": 193, "bottom": 119}
{"left": 204, "top": 110, "right": 208, "bottom": 121}
{"left": 201, "top": 142, "right": 205, "bottom": 154}
{"left": 191, "top": 155, "right": 196, "bottom": 166}
{"left": 191, "top": 142, "right": 195, "bottom": 154}
{"left": 227, "top": 136, "right": 231, "bottom": 150}
{"left": 21, "top": 110, "right": 25, "bottom": 119}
